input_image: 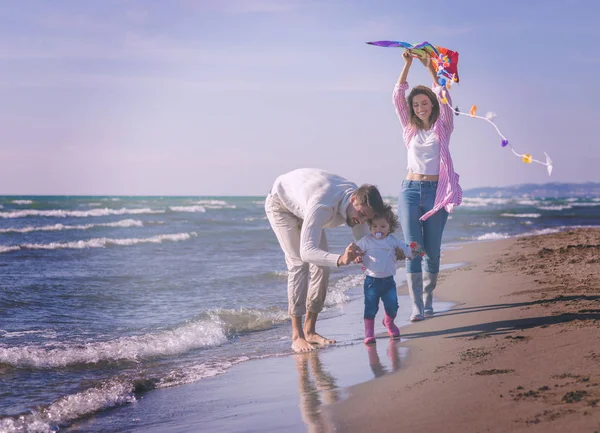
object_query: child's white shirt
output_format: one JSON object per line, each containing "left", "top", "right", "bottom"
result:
{"left": 356, "top": 234, "right": 412, "bottom": 278}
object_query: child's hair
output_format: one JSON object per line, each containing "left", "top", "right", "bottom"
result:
{"left": 368, "top": 204, "right": 399, "bottom": 234}
{"left": 407, "top": 85, "right": 440, "bottom": 130}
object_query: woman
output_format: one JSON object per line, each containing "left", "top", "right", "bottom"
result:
{"left": 393, "top": 50, "right": 462, "bottom": 322}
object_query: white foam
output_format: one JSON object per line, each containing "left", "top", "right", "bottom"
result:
{"left": 461, "top": 197, "right": 512, "bottom": 207}
{"left": 193, "top": 200, "right": 237, "bottom": 210}
{"left": 157, "top": 357, "right": 250, "bottom": 388}
{"left": 469, "top": 221, "right": 497, "bottom": 227}
{"left": 0, "top": 380, "right": 135, "bottom": 433}
{"left": 194, "top": 199, "right": 228, "bottom": 206}
{"left": 516, "top": 227, "right": 563, "bottom": 237}
{"left": 11, "top": 200, "right": 33, "bottom": 205}
{"left": 537, "top": 205, "right": 573, "bottom": 211}
{"left": 0, "top": 219, "right": 144, "bottom": 234}
{"left": 0, "top": 232, "right": 197, "bottom": 254}
{"left": 475, "top": 232, "right": 510, "bottom": 241}
{"left": 0, "top": 329, "right": 57, "bottom": 339}
{"left": 0, "top": 208, "right": 164, "bottom": 219}
{"left": 516, "top": 199, "right": 540, "bottom": 206}
{"left": 169, "top": 205, "right": 206, "bottom": 213}
{"left": 325, "top": 273, "right": 364, "bottom": 306}
{"left": 500, "top": 213, "right": 541, "bottom": 218}
{"left": 243, "top": 216, "right": 267, "bottom": 221}
{"left": 573, "top": 202, "right": 600, "bottom": 207}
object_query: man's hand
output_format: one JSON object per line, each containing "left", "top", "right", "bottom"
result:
{"left": 337, "top": 243, "right": 364, "bottom": 266}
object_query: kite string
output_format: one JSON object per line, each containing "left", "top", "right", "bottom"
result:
{"left": 446, "top": 105, "right": 548, "bottom": 166}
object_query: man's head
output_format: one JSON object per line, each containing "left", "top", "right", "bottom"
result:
{"left": 346, "top": 184, "right": 385, "bottom": 227}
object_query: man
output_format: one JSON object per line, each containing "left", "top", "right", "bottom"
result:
{"left": 265, "top": 168, "right": 386, "bottom": 353}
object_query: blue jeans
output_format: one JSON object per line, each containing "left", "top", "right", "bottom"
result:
{"left": 364, "top": 276, "right": 398, "bottom": 319}
{"left": 398, "top": 180, "right": 448, "bottom": 274}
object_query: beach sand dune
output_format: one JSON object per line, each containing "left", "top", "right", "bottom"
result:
{"left": 328, "top": 228, "right": 600, "bottom": 432}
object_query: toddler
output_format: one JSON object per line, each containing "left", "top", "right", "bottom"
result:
{"left": 355, "top": 204, "right": 420, "bottom": 344}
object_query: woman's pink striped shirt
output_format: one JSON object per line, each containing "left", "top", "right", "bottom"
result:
{"left": 393, "top": 82, "right": 463, "bottom": 221}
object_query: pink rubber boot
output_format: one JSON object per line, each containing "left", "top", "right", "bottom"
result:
{"left": 382, "top": 314, "right": 400, "bottom": 340}
{"left": 364, "top": 319, "right": 376, "bottom": 344}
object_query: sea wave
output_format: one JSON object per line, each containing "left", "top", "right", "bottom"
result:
{"left": 515, "top": 199, "right": 540, "bottom": 206}
{"left": 572, "top": 202, "right": 600, "bottom": 207}
{"left": 0, "top": 219, "right": 144, "bottom": 234}
{"left": 537, "top": 205, "right": 573, "bottom": 211}
{"left": 207, "top": 307, "right": 289, "bottom": 335}
{"left": 157, "top": 357, "right": 250, "bottom": 389}
{"left": 500, "top": 213, "right": 541, "bottom": 218}
{"left": 0, "top": 307, "right": 286, "bottom": 369}
{"left": 11, "top": 200, "right": 33, "bottom": 205}
{"left": 461, "top": 197, "right": 512, "bottom": 207}
{"left": 0, "top": 354, "right": 265, "bottom": 432}
{"left": 0, "top": 380, "right": 136, "bottom": 433}
{"left": 0, "top": 232, "right": 197, "bottom": 254}
{"left": 169, "top": 205, "right": 207, "bottom": 213}
{"left": 0, "top": 208, "right": 164, "bottom": 219}
{"left": 325, "top": 273, "right": 364, "bottom": 306}
{"left": 474, "top": 232, "right": 510, "bottom": 241}
{"left": 194, "top": 200, "right": 237, "bottom": 209}
{"left": 0, "top": 319, "right": 225, "bottom": 368}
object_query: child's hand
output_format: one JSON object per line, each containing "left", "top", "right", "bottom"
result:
{"left": 402, "top": 50, "right": 413, "bottom": 65}
{"left": 394, "top": 247, "right": 406, "bottom": 261}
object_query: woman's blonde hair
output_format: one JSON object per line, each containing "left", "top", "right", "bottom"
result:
{"left": 407, "top": 85, "right": 440, "bottom": 129}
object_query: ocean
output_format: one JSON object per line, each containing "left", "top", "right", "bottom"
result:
{"left": 1, "top": 191, "right": 598, "bottom": 432}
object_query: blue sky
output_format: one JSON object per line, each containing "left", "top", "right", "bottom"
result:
{"left": 1, "top": 0, "right": 598, "bottom": 195}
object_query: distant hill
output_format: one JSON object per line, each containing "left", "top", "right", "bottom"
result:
{"left": 464, "top": 182, "right": 600, "bottom": 198}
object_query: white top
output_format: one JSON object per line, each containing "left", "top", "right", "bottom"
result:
{"left": 270, "top": 168, "right": 369, "bottom": 268}
{"left": 356, "top": 234, "right": 412, "bottom": 278}
{"left": 407, "top": 128, "right": 441, "bottom": 175}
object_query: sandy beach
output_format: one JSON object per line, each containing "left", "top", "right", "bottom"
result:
{"left": 328, "top": 228, "right": 600, "bottom": 432}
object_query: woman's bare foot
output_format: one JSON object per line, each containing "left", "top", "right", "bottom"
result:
{"left": 292, "top": 337, "right": 317, "bottom": 353}
{"left": 305, "top": 332, "right": 336, "bottom": 345}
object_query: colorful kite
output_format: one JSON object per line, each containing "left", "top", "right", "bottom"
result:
{"left": 366, "top": 40, "right": 460, "bottom": 83}
{"left": 366, "top": 40, "right": 553, "bottom": 176}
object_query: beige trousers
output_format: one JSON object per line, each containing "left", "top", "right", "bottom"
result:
{"left": 265, "top": 193, "right": 330, "bottom": 317}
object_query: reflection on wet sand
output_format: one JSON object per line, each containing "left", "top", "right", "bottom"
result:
{"left": 295, "top": 341, "right": 403, "bottom": 432}
{"left": 367, "top": 340, "right": 402, "bottom": 378}
{"left": 295, "top": 351, "right": 339, "bottom": 432}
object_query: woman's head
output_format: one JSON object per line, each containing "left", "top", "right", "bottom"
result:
{"left": 407, "top": 85, "right": 439, "bottom": 129}
{"left": 368, "top": 204, "right": 399, "bottom": 238}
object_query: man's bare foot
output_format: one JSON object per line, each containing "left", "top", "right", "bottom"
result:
{"left": 305, "top": 333, "right": 336, "bottom": 345}
{"left": 292, "top": 337, "right": 316, "bottom": 353}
